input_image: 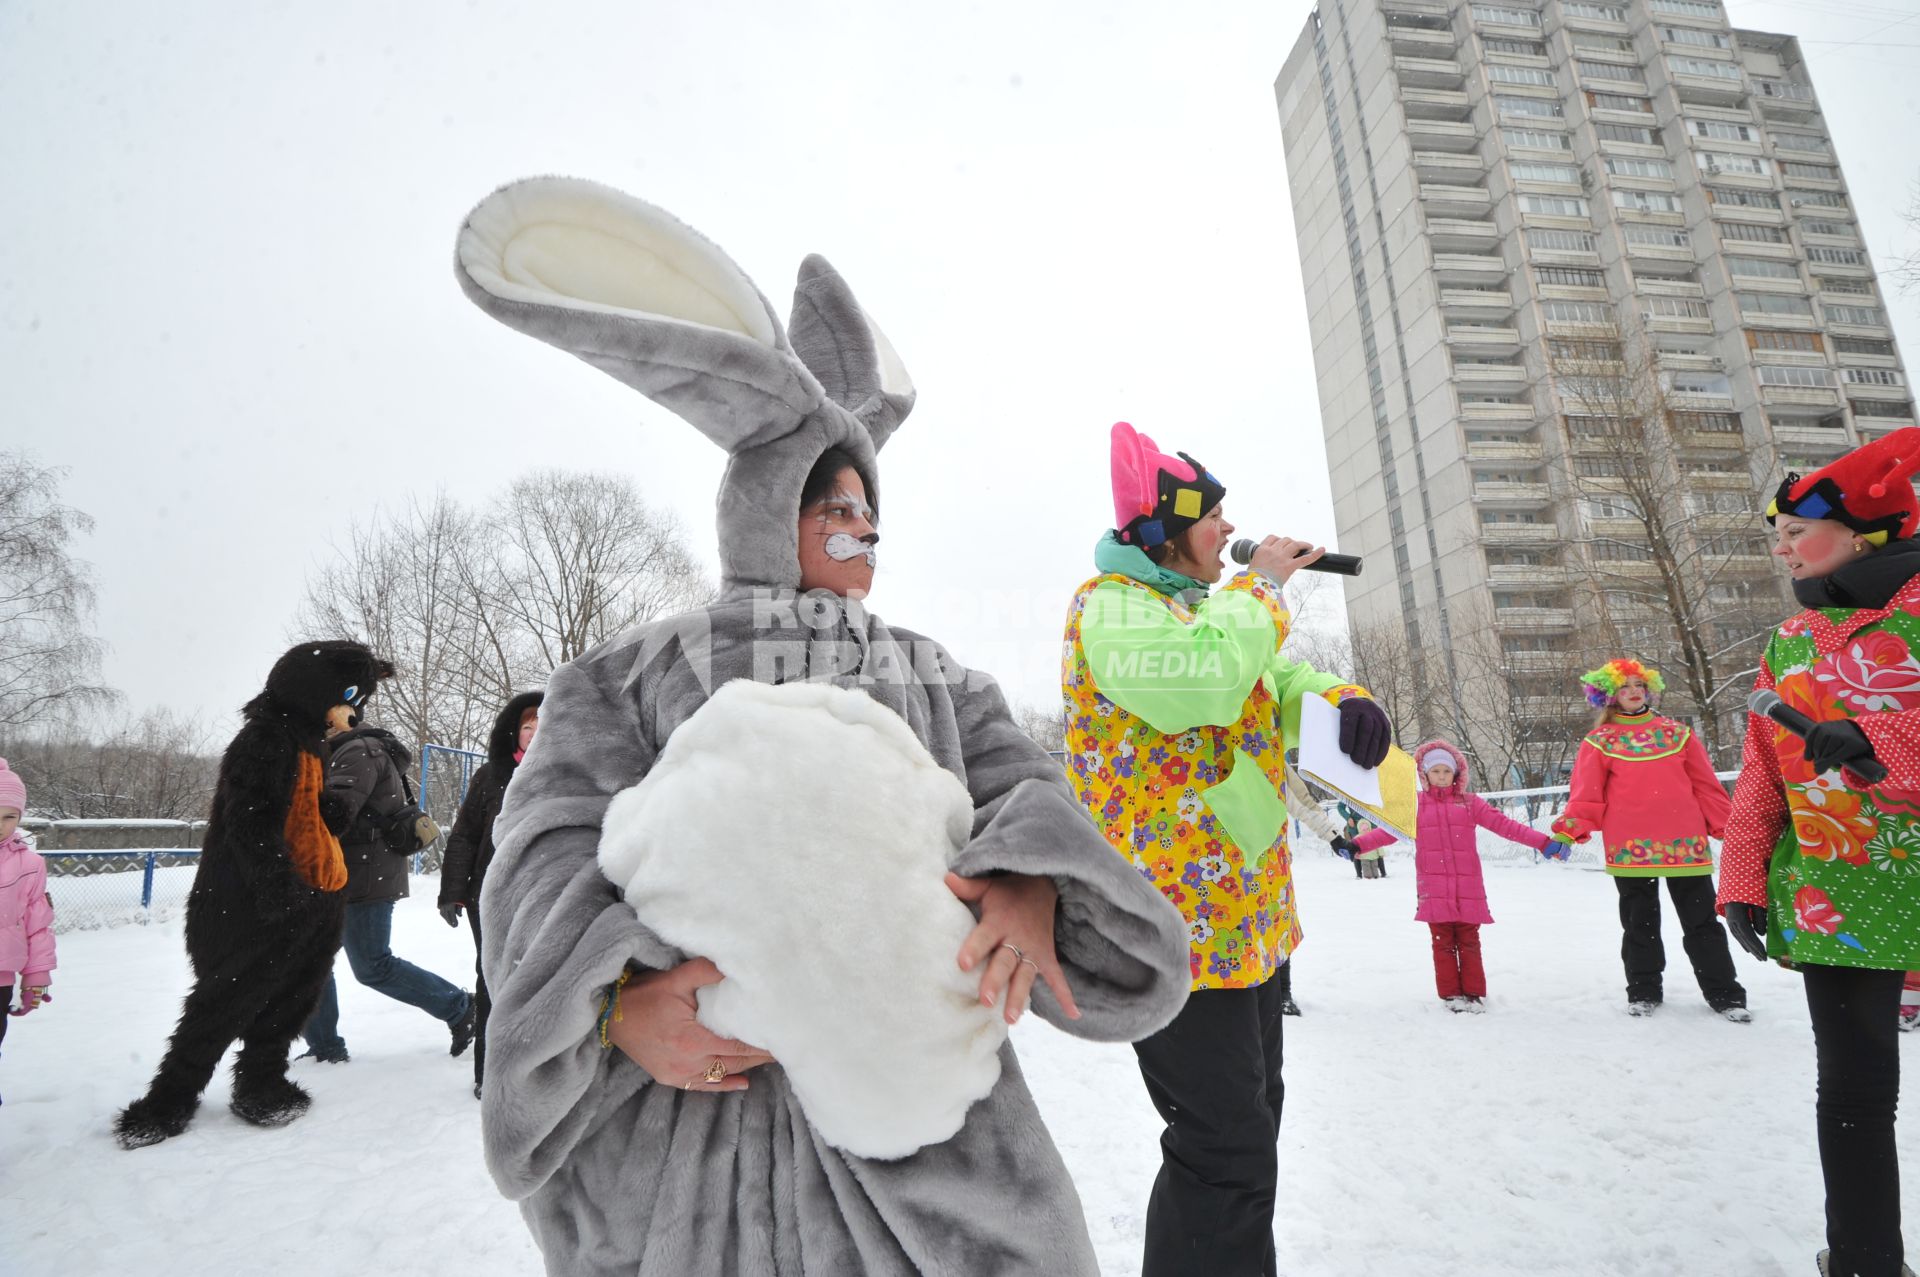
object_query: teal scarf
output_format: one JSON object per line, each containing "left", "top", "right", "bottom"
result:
{"left": 1093, "top": 531, "right": 1209, "bottom": 597}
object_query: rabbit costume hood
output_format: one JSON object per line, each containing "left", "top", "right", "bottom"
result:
{"left": 453, "top": 178, "right": 1189, "bottom": 1277}
{"left": 457, "top": 176, "right": 911, "bottom": 596}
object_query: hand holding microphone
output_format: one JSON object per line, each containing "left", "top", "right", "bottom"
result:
{"left": 1748, "top": 689, "right": 1888, "bottom": 785}
{"left": 1230, "top": 538, "right": 1364, "bottom": 581}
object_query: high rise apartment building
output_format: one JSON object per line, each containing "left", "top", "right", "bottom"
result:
{"left": 1276, "top": 0, "right": 1911, "bottom": 780}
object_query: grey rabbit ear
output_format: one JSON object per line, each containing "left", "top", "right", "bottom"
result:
{"left": 456, "top": 177, "right": 825, "bottom": 453}
{"left": 787, "top": 254, "right": 916, "bottom": 452}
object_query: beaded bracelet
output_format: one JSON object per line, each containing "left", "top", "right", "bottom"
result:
{"left": 596, "top": 969, "right": 632, "bottom": 1049}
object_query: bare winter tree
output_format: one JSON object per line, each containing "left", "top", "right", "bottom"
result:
{"left": 1010, "top": 700, "right": 1066, "bottom": 754}
{"left": 12, "top": 708, "right": 218, "bottom": 821}
{"left": 1550, "top": 338, "right": 1787, "bottom": 762}
{"left": 0, "top": 453, "right": 117, "bottom": 730}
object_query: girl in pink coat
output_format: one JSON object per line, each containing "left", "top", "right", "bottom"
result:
{"left": 1351, "top": 740, "right": 1565, "bottom": 1011}
{"left": 0, "top": 758, "right": 55, "bottom": 1080}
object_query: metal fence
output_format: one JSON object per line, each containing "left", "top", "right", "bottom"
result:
{"left": 43, "top": 850, "right": 202, "bottom": 932}
{"left": 413, "top": 743, "right": 487, "bottom": 874}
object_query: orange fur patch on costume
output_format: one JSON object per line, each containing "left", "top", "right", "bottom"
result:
{"left": 285, "top": 751, "right": 346, "bottom": 891}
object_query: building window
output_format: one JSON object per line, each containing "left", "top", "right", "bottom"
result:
{"left": 1489, "top": 64, "right": 1558, "bottom": 86}
{"left": 1564, "top": 2, "right": 1628, "bottom": 19}
{"left": 1726, "top": 255, "right": 1800, "bottom": 280}
{"left": 1688, "top": 119, "right": 1754, "bottom": 142}
{"left": 1720, "top": 222, "right": 1789, "bottom": 244}
{"left": 1483, "top": 37, "right": 1549, "bottom": 56}
{"left": 1802, "top": 220, "right": 1857, "bottom": 240}
{"left": 1668, "top": 56, "right": 1742, "bottom": 81}
{"left": 1826, "top": 304, "right": 1887, "bottom": 326}
{"left": 1707, "top": 187, "right": 1781, "bottom": 210}
{"left": 1605, "top": 156, "right": 1674, "bottom": 179}
{"left": 1544, "top": 300, "right": 1616, "bottom": 323}
{"left": 1595, "top": 123, "right": 1660, "bottom": 145}
{"left": 1738, "top": 292, "right": 1815, "bottom": 317}
{"left": 1527, "top": 227, "right": 1599, "bottom": 252}
{"left": 1673, "top": 411, "right": 1743, "bottom": 433}
{"left": 1504, "top": 127, "right": 1573, "bottom": 151}
{"left": 1853, "top": 400, "right": 1916, "bottom": 419}
{"left": 1511, "top": 161, "right": 1582, "bottom": 183}
{"left": 1573, "top": 33, "right": 1635, "bottom": 53}
{"left": 1520, "top": 194, "right": 1591, "bottom": 216}
{"left": 1577, "top": 59, "right": 1644, "bottom": 82}
{"left": 1550, "top": 339, "right": 1623, "bottom": 362}
{"left": 1808, "top": 246, "right": 1868, "bottom": 267}
{"left": 1835, "top": 337, "right": 1895, "bottom": 357}
{"left": 1697, "top": 151, "right": 1768, "bottom": 177}
{"left": 1660, "top": 26, "right": 1731, "bottom": 49}
{"left": 1624, "top": 225, "right": 1690, "bottom": 248}
{"left": 1818, "top": 278, "right": 1874, "bottom": 297}
{"left": 1588, "top": 91, "right": 1654, "bottom": 113}
{"left": 1536, "top": 266, "right": 1606, "bottom": 288}
{"left": 1472, "top": 4, "right": 1543, "bottom": 27}
{"left": 1498, "top": 95, "right": 1565, "bottom": 118}
{"left": 1782, "top": 161, "right": 1841, "bottom": 182}
{"left": 1667, "top": 372, "right": 1731, "bottom": 396}
{"left": 1747, "top": 329, "right": 1823, "bottom": 353}
{"left": 1843, "top": 368, "right": 1906, "bottom": 387}
{"left": 1771, "top": 133, "right": 1831, "bottom": 155}
{"left": 1756, "top": 365, "right": 1837, "bottom": 388}
{"left": 1786, "top": 188, "right": 1849, "bottom": 209}
{"left": 1650, "top": 0, "right": 1722, "bottom": 15}
{"left": 1575, "top": 458, "right": 1628, "bottom": 477}
{"left": 1645, "top": 296, "right": 1711, "bottom": 319}
{"left": 1614, "top": 189, "right": 1682, "bottom": 214}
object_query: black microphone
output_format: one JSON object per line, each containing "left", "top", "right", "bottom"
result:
{"left": 1229, "top": 539, "right": 1363, "bottom": 577}
{"left": 1748, "top": 689, "right": 1888, "bottom": 784}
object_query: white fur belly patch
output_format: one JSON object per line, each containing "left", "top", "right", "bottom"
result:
{"left": 597, "top": 678, "right": 1008, "bottom": 1159}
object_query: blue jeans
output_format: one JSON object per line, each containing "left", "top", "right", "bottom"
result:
{"left": 303, "top": 900, "right": 470, "bottom": 1053}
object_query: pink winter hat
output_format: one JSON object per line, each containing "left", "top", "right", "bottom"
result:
{"left": 0, "top": 758, "right": 24, "bottom": 814}
{"left": 1109, "top": 422, "right": 1227, "bottom": 549}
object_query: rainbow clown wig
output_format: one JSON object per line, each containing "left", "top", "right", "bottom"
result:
{"left": 1580, "top": 658, "right": 1666, "bottom": 709}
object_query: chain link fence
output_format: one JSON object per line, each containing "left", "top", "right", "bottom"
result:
{"left": 43, "top": 850, "right": 202, "bottom": 932}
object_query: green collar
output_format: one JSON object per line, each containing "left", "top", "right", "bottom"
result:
{"left": 1094, "top": 531, "right": 1209, "bottom": 597}
{"left": 1611, "top": 710, "right": 1656, "bottom": 725}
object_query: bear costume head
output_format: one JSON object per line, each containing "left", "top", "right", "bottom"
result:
{"left": 249, "top": 640, "right": 396, "bottom": 729}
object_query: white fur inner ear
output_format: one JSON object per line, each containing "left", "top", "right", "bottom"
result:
{"left": 867, "top": 314, "right": 914, "bottom": 398}
{"left": 461, "top": 178, "right": 779, "bottom": 346}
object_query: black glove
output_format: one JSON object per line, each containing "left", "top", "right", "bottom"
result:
{"left": 1803, "top": 720, "right": 1876, "bottom": 776}
{"left": 1330, "top": 837, "right": 1358, "bottom": 861}
{"left": 438, "top": 901, "right": 464, "bottom": 929}
{"left": 1726, "top": 902, "right": 1769, "bottom": 962}
{"left": 1337, "top": 698, "right": 1391, "bottom": 769}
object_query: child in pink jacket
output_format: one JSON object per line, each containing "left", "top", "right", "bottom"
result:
{"left": 0, "top": 758, "right": 55, "bottom": 1066}
{"left": 1351, "top": 740, "right": 1567, "bottom": 1012}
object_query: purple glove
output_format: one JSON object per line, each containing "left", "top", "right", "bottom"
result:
{"left": 1542, "top": 835, "right": 1573, "bottom": 861}
{"left": 1337, "top": 698, "right": 1391, "bottom": 769}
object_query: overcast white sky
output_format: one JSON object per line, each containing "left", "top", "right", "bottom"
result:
{"left": 4, "top": 0, "right": 1918, "bottom": 734}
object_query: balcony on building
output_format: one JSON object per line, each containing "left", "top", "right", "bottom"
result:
{"left": 1500, "top": 649, "right": 1570, "bottom": 675}
{"left": 1466, "top": 434, "right": 1545, "bottom": 463}
{"left": 1461, "top": 401, "right": 1537, "bottom": 425}
{"left": 1440, "top": 287, "right": 1516, "bottom": 318}
{"left": 1751, "top": 77, "right": 1817, "bottom": 118}
{"left": 1495, "top": 607, "right": 1577, "bottom": 632}
{"left": 1395, "top": 55, "right": 1466, "bottom": 89}
{"left": 1854, "top": 404, "right": 1918, "bottom": 436}
{"left": 1428, "top": 218, "right": 1501, "bottom": 251}
{"left": 1406, "top": 114, "right": 1480, "bottom": 151}
{"left": 1472, "top": 478, "right": 1554, "bottom": 507}
{"left": 1419, "top": 180, "right": 1494, "bottom": 216}
{"left": 1760, "top": 385, "right": 1841, "bottom": 411}
{"left": 1844, "top": 377, "right": 1912, "bottom": 404}
{"left": 1413, "top": 150, "right": 1487, "bottom": 183}
{"left": 1446, "top": 323, "right": 1524, "bottom": 352}
{"left": 1386, "top": 22, "right": 1455, "bottom": 58}
{"left": 1668, "top": 66, "right": 1747, "bottom": 107}
{"left": 1479, "top": 520, "right": 1560, "bottom": 547}
{"left": 1487, "top": 563, "right": 1571, "bottom": 588}
{"left": 1433, "top": 251, "right": 1508, "bottom": 283}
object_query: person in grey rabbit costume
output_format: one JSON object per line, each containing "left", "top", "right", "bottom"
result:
{"left": 453, "top": 175, "right": 1191, "bottom": 1276}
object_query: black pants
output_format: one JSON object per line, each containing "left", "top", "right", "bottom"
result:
{"left": 0, "top": 985, "right": 10, "bottom": 1050}
{"left": 466, "top": 903, "right": 490, "bottom": 1087}
{"left": 1133, "top": 972, "right": 1288, "bottom": 1277}
{"left": 1804, "top": 963, "right": 1906, "bottom": 1277}
{"left": 1614, "top": 875, "right": 1745, "bottom": 1008}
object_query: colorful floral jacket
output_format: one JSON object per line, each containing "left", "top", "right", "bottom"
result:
{"left": 1551, "top": 712, "right": 1731, "bottom": 877}
{"left": 1062, "top": 558, "right": 1366, "bottom": 991}
{"left": 1721, "top": 574, "right": 1920, "bottom": 970}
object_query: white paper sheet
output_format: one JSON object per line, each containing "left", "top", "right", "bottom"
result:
{"left": 1296, "top": 694, "right": 1382, "bottom": 807}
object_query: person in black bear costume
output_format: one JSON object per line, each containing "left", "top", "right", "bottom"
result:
{"left": 114, "top": 640, "right": 394, "bottom": 1149}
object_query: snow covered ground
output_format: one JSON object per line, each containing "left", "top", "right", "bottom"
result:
{"left": 7, "top": 838, "right": 1915, "bottom": 1276}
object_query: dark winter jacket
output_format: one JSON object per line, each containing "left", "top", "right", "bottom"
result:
{"left": 438, "top": 691, "right": 543, "bottom": 910}
{"left": 325, "top": 726, "right": 416, "bottom": 904}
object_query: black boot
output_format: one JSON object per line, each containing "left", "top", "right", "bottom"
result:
{"left": 115, "top": 1091, "right": 201, "bottom": 1150}
{"left": 449, "top": 994, "right": 477, "bottom": 1058}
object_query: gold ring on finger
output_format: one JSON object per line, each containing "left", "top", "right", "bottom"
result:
{"left": 704, "top": 1059, "right": 728, "bottom": 1085}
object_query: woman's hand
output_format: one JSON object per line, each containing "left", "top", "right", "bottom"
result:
{"left": 1248, "top": 536, "right": 1324, "bottom": 586}
{"left": 606, "top": 958, "right": 775, "bottom": 1092}
{"left": 946, "top": 872, "right": 1082, "bottom": 1025}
